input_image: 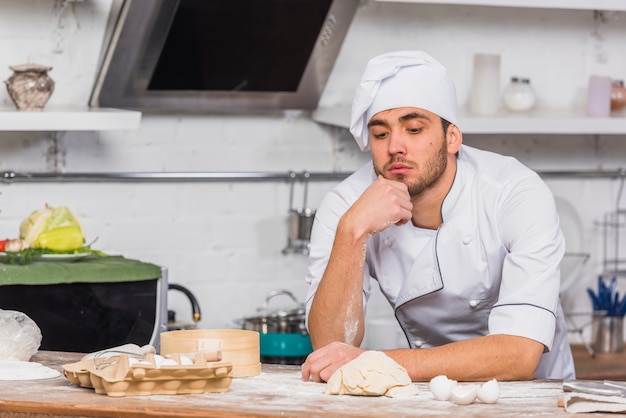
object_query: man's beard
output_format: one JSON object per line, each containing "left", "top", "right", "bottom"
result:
{"left": 375, "top": 139, "right": 448, "bottom": 197}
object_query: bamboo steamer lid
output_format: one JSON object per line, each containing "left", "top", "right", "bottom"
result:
{"left": 160, "top": 329, "right": 261, "bottom": 377}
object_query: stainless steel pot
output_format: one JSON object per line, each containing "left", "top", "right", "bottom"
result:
{"left": 239, "top": 289, "right": 312, "bottom": 365}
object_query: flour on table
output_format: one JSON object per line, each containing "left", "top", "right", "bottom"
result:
{"left": 324, "top": 351, "right": 418, "bottom": 398}
{"left": 0, "top": 360, "right": 60, "bottom": 380}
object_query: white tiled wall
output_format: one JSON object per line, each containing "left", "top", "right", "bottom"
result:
{"left": 0, "top": 0, "right": 625, "bottom": 347}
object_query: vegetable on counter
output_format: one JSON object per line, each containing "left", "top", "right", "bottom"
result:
{"left": 4, "top": 238, "right": 29, "bottom": 252}
{"left": 1, "top": 204, "right": 106, "bottom": 265}
{"left": 20, "top": 204, "right": 84, "bottom": 249}
{"left": 33, "top": 225, "right": 84, "bottom": 252}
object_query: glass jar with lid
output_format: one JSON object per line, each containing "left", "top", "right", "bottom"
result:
{"left": 503, "top": 77, "right": 536, "bottom": 112}
{"left": 611, "top": 79, "right": 626, "bottom": 111}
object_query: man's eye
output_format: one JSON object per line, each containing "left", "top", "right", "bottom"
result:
{"left": 372, "top": 132, "right": 388, "bottom": 139}
{"left": 408, "top": 127, "right": 423, "bottom": 134}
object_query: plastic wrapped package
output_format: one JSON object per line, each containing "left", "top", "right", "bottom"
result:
{"left": 0, "top": 310, "right": 42, "bottom": 361}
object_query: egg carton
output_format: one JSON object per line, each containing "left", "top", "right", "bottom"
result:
{"left": 63, "top": 351, "right": 232, "bottom": 397}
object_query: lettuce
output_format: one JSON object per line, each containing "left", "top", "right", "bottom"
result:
{"left": 19, "top": 204, "right": 84, "bottom": 247}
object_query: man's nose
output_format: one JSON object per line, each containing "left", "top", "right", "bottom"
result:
{"left": 387, "top": 132, "right": 406, "bottom": 155}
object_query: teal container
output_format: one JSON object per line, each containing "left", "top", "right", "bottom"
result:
{"left": 260, "top": 332, "right": 313, "bottom": 357}
{"left": 240, "top": 289, "right": 313, "bottom": 364}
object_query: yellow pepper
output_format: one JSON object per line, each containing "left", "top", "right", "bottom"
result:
{"left": 33, "top": 225, "right": 85, "bottom": 251}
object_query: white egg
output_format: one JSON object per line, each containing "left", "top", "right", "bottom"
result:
{"left": 476, "top": 378, "right": 500, "bottom": 404}
{"left": 450, "top": 384, "right": 478, "bottom": 405}
{"left": 429, "top": 375, "right": 458, "bottom": 401}
{"left": 128, "top": 357, "right": 151, "bottom": 366}
{"left": 179, "top": 355, "right": 194, "bottom": 365}
{"left": 153, "top": 354, "right": 166, "bottom": 368}
{"left": 160, "top": 358, "right": 179, "bottom": 367}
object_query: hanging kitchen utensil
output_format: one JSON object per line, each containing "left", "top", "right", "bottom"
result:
{"left": 282, "top": 172, "right": 316, "bottom": 255}
{"left": 237, "top": 289, "right": 312, "bottom": 365}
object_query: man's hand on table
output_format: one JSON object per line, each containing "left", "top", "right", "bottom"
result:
{"left": 301, "top": 341, "right": 364, "bottom": 382}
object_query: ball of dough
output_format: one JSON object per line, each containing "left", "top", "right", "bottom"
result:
{"left": 324, "top": 351, "right": 417, "bottom": 397}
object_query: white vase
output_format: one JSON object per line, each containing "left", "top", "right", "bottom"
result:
{"left": 469, "top": 53, "right": 501, "bottom": 116}
{"left": 586, "top": 75, "right": 612, "bottom": 117}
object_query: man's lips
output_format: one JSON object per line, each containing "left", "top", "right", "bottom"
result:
{"left": 388, "top": 163, "right": 412, "bottom": 175}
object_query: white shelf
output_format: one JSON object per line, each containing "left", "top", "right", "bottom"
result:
{"left": 0, "top": 107, "right": 141, "bottom": 131}
{"left": 375, "top": 0, "right": 626, "bottom": 12}
{"left": 313, "top": 105, "right": 626, "bottom": 135}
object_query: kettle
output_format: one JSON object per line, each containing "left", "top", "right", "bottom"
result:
{"left": 167, "top": 283, "right": 202, "bottom": 331}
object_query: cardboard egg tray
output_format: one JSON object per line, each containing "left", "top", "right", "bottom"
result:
{"left": 62, "top": 351, "right": 233, "bottom": 397}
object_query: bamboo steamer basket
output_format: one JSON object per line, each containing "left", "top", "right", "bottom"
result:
{"left": 160, "top": 329, "right": 261, "bottom": 377}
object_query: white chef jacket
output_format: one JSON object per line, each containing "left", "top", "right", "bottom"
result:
{"left": 305, "top": 145, "right": 575, "bottom": 379}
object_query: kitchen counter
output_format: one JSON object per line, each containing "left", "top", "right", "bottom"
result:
{"left": 572, "top": 343, "right": 626, "bottom": 380}
{"left": 0, "top": 351, "right": 601, "bottom": 418}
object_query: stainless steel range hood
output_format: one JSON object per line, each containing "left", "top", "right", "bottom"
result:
{"left": 90, "top": 0, "right": 359, "bottom": 113}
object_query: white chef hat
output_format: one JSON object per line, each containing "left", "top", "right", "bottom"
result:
{"left": 349, "top": 50, "right": 459, "bottom": 151}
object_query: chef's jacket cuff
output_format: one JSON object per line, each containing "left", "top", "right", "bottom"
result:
{"left": 488, "top": 303, "right": 556, "bottom": 351}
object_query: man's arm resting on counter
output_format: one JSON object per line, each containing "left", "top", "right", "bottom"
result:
{"left": 386, "top": 334, "right": 544, "bottom": 381}
{"left": 302, "top": 334, "right": 544, "bottom": 383}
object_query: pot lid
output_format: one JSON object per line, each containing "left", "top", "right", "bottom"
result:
{"left": 245, "top": 289, "right": 305, "bottom": 320}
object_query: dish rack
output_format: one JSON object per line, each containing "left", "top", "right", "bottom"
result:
{"left": 599, "top": 209, "right": 626, "bottom": 277}
{"left": 567, "top": 178, "right": 626, "bottom": 358}
{"left": 580, "top": 173, "right": 626, "bottom": 276}
{"left": 62, "top": 351, "right": 233, "bottom": 397}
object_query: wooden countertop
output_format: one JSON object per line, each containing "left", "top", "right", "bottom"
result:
{"left": 571, "top": 343, "right": 626, "bottom": 380}
{"left": 0, "top": 351, "right": 598, "bottom": 418}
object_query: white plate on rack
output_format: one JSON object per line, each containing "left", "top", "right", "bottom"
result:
{"left": 0, "top": 252, "right": 91, "bottom": 262}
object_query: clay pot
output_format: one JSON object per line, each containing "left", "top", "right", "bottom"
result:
{"left": 5, "top": 63, "right": 55, "bottom": 111}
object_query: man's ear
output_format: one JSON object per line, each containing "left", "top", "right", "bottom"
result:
{"left": 447, "top": 124, "right": 463, "bottom": 154}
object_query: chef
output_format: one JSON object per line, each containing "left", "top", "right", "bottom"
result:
{"left": 301, "top": 50, "right": 575, "bottom": 382}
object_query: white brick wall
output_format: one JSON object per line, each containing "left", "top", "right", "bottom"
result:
{"left": 0, "top": 0, "right": 625, "bottom": 346}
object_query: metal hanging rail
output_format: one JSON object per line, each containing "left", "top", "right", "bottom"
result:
{"left": 2, "top": 168, "right": 626, "bottom": 183}
{"left": 540, "top": 169, "right": 626, "bottom": 179}
{"left": 1, "top": 171, "right": 350, "bottom": 183}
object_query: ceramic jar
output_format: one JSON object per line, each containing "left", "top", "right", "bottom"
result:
{"left": 586, "top": 75, "right": 612, "bottom": 117}
{"left": 468, "top": 53, "right": 501, "bottom": 116}
{"left": 611, "top": 79, "right": 626, "bottom": 111}
{"left": 503, "top": 77, "right": 536, "bottom": 112}
{"left": 5, "top": 63, "right": 55, "bottom": 111}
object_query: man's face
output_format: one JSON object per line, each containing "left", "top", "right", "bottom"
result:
{"left": 368, "top": 107, "right": 451, "bottom": 197}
